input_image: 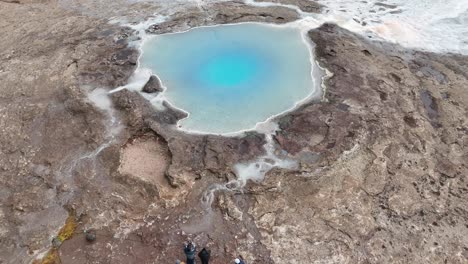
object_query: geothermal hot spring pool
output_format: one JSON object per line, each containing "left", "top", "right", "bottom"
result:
{"left": 140, "top": 23, "right": 322, "bottom": 134}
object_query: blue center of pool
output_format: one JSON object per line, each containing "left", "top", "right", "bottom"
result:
{"left": 200, "top": 51, "right": 259, "bottom": 87}
{"left": 141, "top": 23, "right": 320, "bottom": 134}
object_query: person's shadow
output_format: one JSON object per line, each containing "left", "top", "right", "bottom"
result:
{"left": 198, "top": 248, "right": 211, "bottom": 264}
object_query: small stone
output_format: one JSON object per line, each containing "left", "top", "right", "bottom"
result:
{"left": 85, "top": 230, "right": 97, "bottom": 242}
{"left": 52, "top": 237, "right": 62, "bottom": 248}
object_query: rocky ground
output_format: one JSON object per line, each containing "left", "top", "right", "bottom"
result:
{"left": 0, "top": 0, "right": 467, "bottom": 264}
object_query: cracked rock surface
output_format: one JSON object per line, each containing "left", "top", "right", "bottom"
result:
{"left": 252, "top": 24, "right": 468, "bottom": 263}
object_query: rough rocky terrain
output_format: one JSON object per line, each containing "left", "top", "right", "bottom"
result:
{"left": 0, "top": 0, "right": 467, "bottom": 263}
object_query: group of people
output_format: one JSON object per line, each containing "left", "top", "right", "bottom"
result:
{"left": 176, "top": 241, "right": 246, "bottom": 264}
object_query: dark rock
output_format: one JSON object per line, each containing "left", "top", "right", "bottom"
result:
{"left": 378, "top": 91, "right": 388, "bottom": 101}
{"left": 374, "top": 2, "right": 398, "bottom": 9}
{"left": 362, "top": 49, "right": 372, "bottom": 56}
{"left": 111, "top": 89, "right": 188, "bottom": 129}
{"left": 403, "top": 115, "right": 417, "bottom": 127}
{"left": 111, "top": 48, "right": 138, "bottom": 66}
{"left": 420, "top": 90, "right": 440, "bottom": 127}
{"left": 146, "top": 24, "right": 161, "bottom": 34}
{"left": 336, "top": 103, "right": 350, "bottom": 111}
{"left": 85, "top": 230, "right": 96, "bottom": 242}
{"left": 420, "top": 66, "right": 448, "bottom": 84}
{"left": 142, "top": 75, "right": 163, "bottom": 93}
{"left": 410, "top": 61, "right": 449, "bottom": 84}
{"left": 52, "top": 237, "right": 62, "bottom": 248}
{"left": 389, "top": 73, "right": 402, "bottom": 83}
{"left": 159, "top": 101, "right": 188, "bottom": 125}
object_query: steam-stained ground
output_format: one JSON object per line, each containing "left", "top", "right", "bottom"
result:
{"left": 0, "top": 0, "right": 467, "bottom": 263}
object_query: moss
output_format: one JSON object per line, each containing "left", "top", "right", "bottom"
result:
{"left": 33, "top": 214, "right": 77, "bottom": 264}
{"left": 56, "top": 215, "right": 77, "bottom": 242}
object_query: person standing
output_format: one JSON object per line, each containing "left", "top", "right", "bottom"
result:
{"left": 184, "top": 241, "right": 197, "bottom": 264}
{"left": 198, "top": 248, "right": 211, "bottom": 264}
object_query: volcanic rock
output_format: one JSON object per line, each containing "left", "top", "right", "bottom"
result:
{"left": 142, "top": 75, "right": 163, "bottom": 93}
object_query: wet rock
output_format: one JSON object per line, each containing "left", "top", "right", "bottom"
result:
{"left": 157, "top": 129, "right": 266, "bottom": 186}
{"left": 142, "top": 75, "right": 163, "bottom": 94}
{"left": 416, "top": 65, "right": 449, "bottom": 84}
{"left": 160, "top": 101, "right": 188, "bottom": 124}
{"left": 146, "top": 2, "right": 299, "bottom": 35}
{"left": 110, "top": 88, "right": 267, "bottom": 187}
{"left": 146, "top": 24, "right": 161, "bottom": 34}
{"left": 111, "top": 89, "right": 187, "bottom": 129}
{"left": 254, "top": 0, "right": 323, "bottom": 13}
{"left": 111, "top": 48, "right": 138, "bottom": 66}
{"left": 278, "top": 121, "right": 323, "bottom": 152}
{"left": 420, "top": 90, "right": 440, "bottom": 127}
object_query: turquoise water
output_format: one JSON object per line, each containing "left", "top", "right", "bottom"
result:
{"left": 141, "top": 23, "right": 320, "bottom": 134}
